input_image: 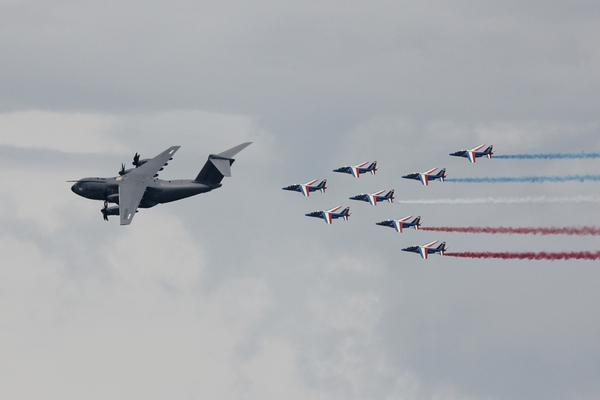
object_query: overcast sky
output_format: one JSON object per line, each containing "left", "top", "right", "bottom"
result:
{"left": 2, "top": 1, "right": 600, "bottom": 399}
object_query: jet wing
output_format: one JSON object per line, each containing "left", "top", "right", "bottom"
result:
{"left": 301, "top": 180, "right": 319, "bottom": 196}
{"left": 470, "top": 144, "right": 486, "bottom": 152}
{"left": 118, "top": 146, "right": 180, "bottom": 225}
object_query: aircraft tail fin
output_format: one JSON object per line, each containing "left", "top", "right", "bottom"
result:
{"left": 318, "top": 179, "right": 327, "bottom": 193}
{"left": 194, "top": 142, "right": 252, "bottom": 184}
{"left": 385, "top": 189, "right": 395, "bottom": 202}
{"left": 368, "top": 161, "right": 377, "bottom": 174}
{"left": 436, "top": 242, "right": 447, "bottom": 255}
{"left": 340, "top": 207, "right": 351, "bottom": 220}
{"left": 437, "top": 168, "right": 447, "bottom": 182}
{"left": 485, "top": 145, "right": 494, "bottom": 159}
{"left": 412, "top": 216, "right": 421, "bottom": 229}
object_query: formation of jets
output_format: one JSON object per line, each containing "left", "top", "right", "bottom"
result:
{"left": 70, "top": 142, "right": 251, "bottom": 225}
{"left": 282, "top": 160, "right": 380, "bottom": 225}
{"left": 277, "top": 144, "right": 494, "bottom": 259}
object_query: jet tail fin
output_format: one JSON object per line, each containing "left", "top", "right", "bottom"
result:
{"left": 412, "top": 216, "right": 421, "bottom": 228}
{"left": 194, "top": 142, "right": 252, "bottom": 184}
{"left": 385, "top": 189, "right": 395, "bottom": 202}
{"left": 340, "top": 207, "right": 351, "bottom": 220}
{"left": 318, "top": 179, "right": 327, "bottom": 192}
{"left": 436, "top": 242, "right": 447, "bottom": 255}
{"left": 437, "top": 168, "right": 447, "bottom": 182}
{"left": 368, "top": 161, "right": 377, "bottom": 174}
{"left": 485, "top": 145, "right": 494, "bottom": 159}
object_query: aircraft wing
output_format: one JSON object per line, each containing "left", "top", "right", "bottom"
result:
{"left": 423, "top": 240, "right": 439, "bottom": 248}
{"left": 392, "top": 220, "right": 404, "bottom": 232}
{"left": 118, "top": 177, "right": 147, "bottom": 225}
{"left": 301, "top": 180, "right": 319, "bottom": 196}
{"left": 129, "top": 146, "right": 180, "bottom": 178}
{"left": 118, "top": 146, "right": 180, "bottom": 225}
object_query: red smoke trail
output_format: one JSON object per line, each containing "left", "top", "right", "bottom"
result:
{"left": 446, "top": 252, "right": 600, "bottom": 260}
{"left": 421, "top": 226, "right": 600, "bottom": 235}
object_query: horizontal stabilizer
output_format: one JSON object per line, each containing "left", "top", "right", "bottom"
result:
{"left": 217, "top": 142, "right": 252, "bottom": 158}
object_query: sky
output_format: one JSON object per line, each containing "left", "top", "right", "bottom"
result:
{"left": 1, "top": 1, "right": 600, "bottom": 399}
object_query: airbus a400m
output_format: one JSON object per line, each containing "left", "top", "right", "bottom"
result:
{"left": 70, "top": 142, "right": 251, "bottom": 225}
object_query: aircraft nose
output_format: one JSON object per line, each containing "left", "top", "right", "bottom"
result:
{"left": 71, "top": 182, "right": 80, "bottom": 194}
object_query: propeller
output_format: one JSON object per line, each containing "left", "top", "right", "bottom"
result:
{"left": 119, "top": 163, "right": 126, "bottom": 175}
{"left": 101, "top": 188, "right": 109, "bottom": 210}
{"left": 133, "top": 153, "right": 141, "bottom": 167}
{"left": 101, "top": 203, "right": 109, "bottom": 221}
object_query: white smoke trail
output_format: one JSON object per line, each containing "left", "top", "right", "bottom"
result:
{"left": 395, "top": 195, "right": 600, "bottom": 205}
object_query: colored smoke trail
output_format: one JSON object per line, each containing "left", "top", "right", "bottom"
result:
{"left": 422, "top": 226, "right": 600, "bottom": 235}
{"left": 447, "top": 175, "right": 600, "bottom": 183}
{"left": 496, "top": 153, "right": 600, "bottom": 160}
{"left": 395, "top": 195, "right": 600, "bottom": 205}
{"left": 446, "top": 252, "right": 600, "bottom": 260}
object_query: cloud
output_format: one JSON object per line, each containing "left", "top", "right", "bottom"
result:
{"left": 0, "top": 110, "right": 122, "bottom": 153}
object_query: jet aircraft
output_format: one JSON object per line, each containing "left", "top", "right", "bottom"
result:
{"left": 402, "top": 241, "right": 447, "bottom": 259}
{"left": 349, "top": 189, "right": 395, "bottom": 206}
{"left": 333, "top": 161, "right": 377, "bottom": 178}
{"left": 305, "top": 206, "right": 351, "bottom": 224}
{"left": 402, "top": 168, "right": 447, "bottom": 186}
{"left": 449, "top": 145, "right": 494, "bottom": 163}
{"left": 70, "top": 142, "right": 252, "bottom": 225}
{"left": 282, "top": 179, "right": 327, "bottom": 196}
{"left": 376, "top": 216, "right": 421, "bottom": 233}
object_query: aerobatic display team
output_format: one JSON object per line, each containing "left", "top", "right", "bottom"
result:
{"left": 71, "top": 143, "right": 600, "bottom": 261}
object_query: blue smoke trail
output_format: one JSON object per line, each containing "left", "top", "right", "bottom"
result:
{"left": 496, "top": 153, "right": 600, "bottom": 159}
{"left": 447, "top": 175, "right": 600, "bottom": 183}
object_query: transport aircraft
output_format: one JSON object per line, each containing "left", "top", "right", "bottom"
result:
{"left": 70, "top": 143, "right": 251, "bottom": 225}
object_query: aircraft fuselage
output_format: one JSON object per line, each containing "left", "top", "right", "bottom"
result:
{"left": 71, "top": 176, "right": 221, "bottom": 208}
